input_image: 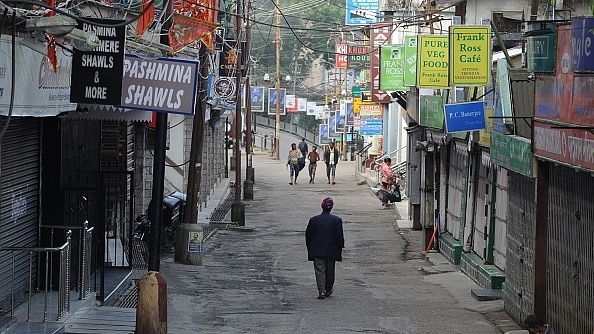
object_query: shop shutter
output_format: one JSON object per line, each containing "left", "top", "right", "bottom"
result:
{"left": 446, "top": 141, "right": 468, "bottom": 240}
{"left": 471, "top": 151, "right": 493, "bottom": 260}
{"left": 503, "top": 171, "right": 535, "bottom": 326}
{"left": 0, "top": 118, "right": 41, "bottom": 310}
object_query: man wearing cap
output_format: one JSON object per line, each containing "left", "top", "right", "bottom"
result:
{"left": 305, "top": 197, "right": 345, "bottom": 299}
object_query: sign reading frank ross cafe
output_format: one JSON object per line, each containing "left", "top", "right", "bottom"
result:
{"left": 449, "top": 25, "right": 491, "bottom": 86}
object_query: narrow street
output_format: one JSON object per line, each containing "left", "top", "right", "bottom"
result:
{"left": 161, "top": 151, "right": 521, "bottom": 333}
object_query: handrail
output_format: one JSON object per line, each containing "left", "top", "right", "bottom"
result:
{"left": 357, "top": 142, "right": 372, "bottom": 156}
{"left": 0, "top": 231, "right": 71, "bottom": 322}
{"left": 41, "top": 221, "right": 93, "bottom": 301}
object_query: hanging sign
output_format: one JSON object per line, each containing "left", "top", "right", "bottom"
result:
{"left": 417, "top": 35, "right": 449, "bottom": 88}
{"left": 379, "top": 45, "right": 406, "bottom": 91}
{"left": 449, "top": 25, "right": 491, "bottom": 86}
{"left": 443, "top": 101, "right": 486, "bottom": 133}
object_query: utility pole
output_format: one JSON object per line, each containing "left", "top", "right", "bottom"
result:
{"left": 231, "top": 0, "right": 246, "bottom": 224}
{"left": 244, "top": 0, "right": 254, "bottom": 200}
{"left": 175, "top": 44, "right": 209, "bottom": 265}
{"left": 274, "top": 0, "right": 281, "bottom": 160}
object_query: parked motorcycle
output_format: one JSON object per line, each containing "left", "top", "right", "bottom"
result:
{"left": 133, "top": 193, "right": 185, "bottom": 251}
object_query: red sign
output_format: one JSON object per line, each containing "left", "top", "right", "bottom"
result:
{"left": 335, "top": 44, "right": 348, "bottom": 69}
{"left": 369, "top": 23, "right": 391, "bottom": 103}
{"left": 535, "top": 24, "right": 594, "bottom": 126}
{"left": 533, "top": 121, "right": 594, "bottom": 171}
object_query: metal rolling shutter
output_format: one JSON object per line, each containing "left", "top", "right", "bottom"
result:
{"left": 492, "top": 167, "right": 508, "bottom": 270}
{"left": 446, "top": 141, "right": 468, "bottom": 240}
{"left": 0, "top": 118, "right": 41, "bottom": 310}
{"left": 503, "top": 171, "right": 535, "bottom": 326}
{"left": 471, "top": 150, "right": 492, "bottom": 259}
{"left": 547, "top": 164, "right": 594, "bottom": 333}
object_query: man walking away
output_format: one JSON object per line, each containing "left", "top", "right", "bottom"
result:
{"left": 324, "top": 141, "right": 339, "bottom": 185}
{"left": 305, "top": 197, "right": 344, "bottom": 299}
{"left": 307, "top": 146, "right": 320, "bottom": 184}
{"left": 298, "top": 138, "right": 308, "bottom": 157}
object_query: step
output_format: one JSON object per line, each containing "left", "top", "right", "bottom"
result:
{"left": 461, "top": 252, "right": 505, "bottom": 289}
{"left": 438, "top": 233, "right": 463, "bottom": 265}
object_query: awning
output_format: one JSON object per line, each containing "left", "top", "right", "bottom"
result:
{"left": 62, "top": 104, "right": 153, "bottom": 122}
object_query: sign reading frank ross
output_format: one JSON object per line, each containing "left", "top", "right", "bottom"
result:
{"left": 70, "top": 18, "right": 125, "bottom": 105}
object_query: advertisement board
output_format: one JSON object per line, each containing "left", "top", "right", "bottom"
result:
{"left": 370, "top": 23, "right": 391, "bottom": 103}
{"left": 443, "top": 101, "right": 486, "bottom": 133}
{"left": 345, "top": 0, "right": 379, "bottom": 25}
{"left": 379, "top": 45, "right": 406, "bottom": 91}
{"left": 419, "top": 95, "right": 444, "bottom": 129}
{"left": 121, "top": 55, "right": 199, "bottom": 115}
{"left": 449, "top": 25, "right": 491, "bottom": 86}
{"left": 491, "top": 132, "right": 533, "bottom": 177}
{"left": 403, "top": 35, "right": 417, "bottom": 87}
{"left": 533, "top": 121, "right": 594, "bottom": 172}
{"left": 417, "top": 35, "right": 449, "bottom": 88}
{"left": 571, "top": 18, "right": 594, "bottom": 73}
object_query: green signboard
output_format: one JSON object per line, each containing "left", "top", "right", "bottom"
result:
{"left": 526, "top": 23, "right": 556, "bottom": 73}
{"left": 379, "top": 45, "right": 406, "bottom": 91}
{"left": 419, "top": 95, "right": 444, "bottom": 129}
{"left": 352, "top": 85, "right": 362, "bottom": 98}
{"left": 491, "top": 132, "right": 533, "bottom": 177}
{"left": 404, "top": 35, "right": 417, "bottom": 86}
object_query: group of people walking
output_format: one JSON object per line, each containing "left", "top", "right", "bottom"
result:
{"left": 286, "top": 138, "right": 340, "bottom": 185}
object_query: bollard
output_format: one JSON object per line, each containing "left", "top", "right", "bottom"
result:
{"left": 174, "top": 224, "right": 203, "bottom": 265}
{"left": 243, "top": 179, "right": 253, "bottom": 200}
{"left": 136, "top": 271, "right": 167, "bottom": 334}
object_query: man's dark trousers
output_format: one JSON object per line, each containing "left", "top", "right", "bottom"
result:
{"left": 313, "top": 257, "right": 335, "bottom": 294}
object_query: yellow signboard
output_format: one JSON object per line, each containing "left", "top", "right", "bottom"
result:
{"left": 352, "top": 97, "right": 362, "bottom": 114}
{"left": 417, "top": 35, "right": 450, "bottom": 88}
{"left": 450, "top": 25, "right": 491, "bottom": 86}
{"left": 478, "top": 107, "right": 494, "bottom": 147}
{"left": 359, "top": 103, "right": 382, "bottom": 116}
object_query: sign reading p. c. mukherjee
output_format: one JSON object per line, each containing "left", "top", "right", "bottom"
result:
{"left": 120, "top": 55, "right": 200, "bottom": 115}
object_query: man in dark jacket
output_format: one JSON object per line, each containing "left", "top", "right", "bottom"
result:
{"left": 323, "top": 141, "right": 340, "bottom": 185}
{"left": 305, "top": 197, "right": 345, "bottom": 299}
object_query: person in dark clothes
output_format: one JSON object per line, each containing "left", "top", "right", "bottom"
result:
{"left": 524, "top": 314, "right": 557, "bottom": 334}
{"left": 305, "top": 197, "right": 345, "bottom": 299}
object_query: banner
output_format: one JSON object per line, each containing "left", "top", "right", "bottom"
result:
{"left": 336, "top": 44, "right": 348, "bottom": 69}
{"left": 285, "top": 94, "right": 297, "bottom": 113}
{"left": 306, "top": 101, "right": 317, "bottom": 115}
{"left": 379, "top": 45, "right": 406, "bottom": 91}
{"left": 345, "top": 102, "right": 355, "bottom": 126}
{"left": 449, "top": 25, "right": 491, "bottom": 86}
{"left": 267, "top": 88, "right": 286, "bottom": 115}
{"left": 250, "top": 86, "right": 264, "bottom": 112}
{"left": 298, "top": 98, "right": 307, "bottom": 112}
{"left": 169, "top": 0, "right": 219, "bottom": 53}
{"left": 417, "top": 35, "right": 449, "bottom": 88}
{"left": 319, "top": 124, "right": 332, "bottom": 145}
{"left": 0, "top": 36, "right": 76, "bottom": 116}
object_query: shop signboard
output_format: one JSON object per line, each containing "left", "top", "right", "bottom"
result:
{"left": 403, "top": 35, "right": 417, "bottom": 86}
{"left": 533, "top": 121, "right": 594, "bottom": 172}
{"left": 526, "top": 23, "right": 556, "bottom": 73}
{"left": 379, "top": 45, "right": 406, "bottom": 91}
{"left": 449, "top": 25, "right": 491, "bottom": 86}
{"left": 370, "top": 23, "right": 392, "bottom": 103}
{"left": 491, "top": 132, "right": 533, "bottom": 177}
{"left": 571, "top": 18, "right": 594, "bottom": 73}
{"left": 443, "top": 101, "right": 486, "bottom": 133}
{"left": 419, "top": 95, "right": 443, "bottom": 129}
{"left": 360, "top": 117, "right": 382, "bottom": 135}
{"left": 417, "top": 35, "right": 449, "bottom": 88}
{"left": 70, "top": 18, "right": 126, "bottom": 105}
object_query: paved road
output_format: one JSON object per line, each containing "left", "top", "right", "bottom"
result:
{"left": 161, "top": 151, "right": 519, "bottom": 333}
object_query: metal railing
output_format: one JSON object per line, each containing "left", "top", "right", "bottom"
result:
{"left": 372, "top": 146, "right": 408, "bottom": 184}
{"left": 0, "top": 232, "right": 71, "bottom": 322}
{"left": 40, "top": 221, "right": 94, "bottom": 301}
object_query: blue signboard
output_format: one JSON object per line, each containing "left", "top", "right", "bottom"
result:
{"left": 572, "top": 18, "right": 594, "bottom": 72}
{"left": 360, "top": 118, "right": 382, "bottom": 135}
{"left": 443, "top": 101, "right": 486, "bottom": 133}
{"left": 345, "top": 0, "right": 379, "bottom": 25}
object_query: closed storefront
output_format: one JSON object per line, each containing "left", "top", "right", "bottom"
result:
{"left": 0, "top": 118, "right": 41, "bottom": 310}
{"left": 503, "top": 171, "right": 535, "bottom": 326}
{"left": 446, "top": 141, "right": 468, "bottom": 241}
{"left": 547, "top": 164, "right": 594, "bottom": 333}
{"left": 470, "top": 150, "right": 493, "bottom": 260}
